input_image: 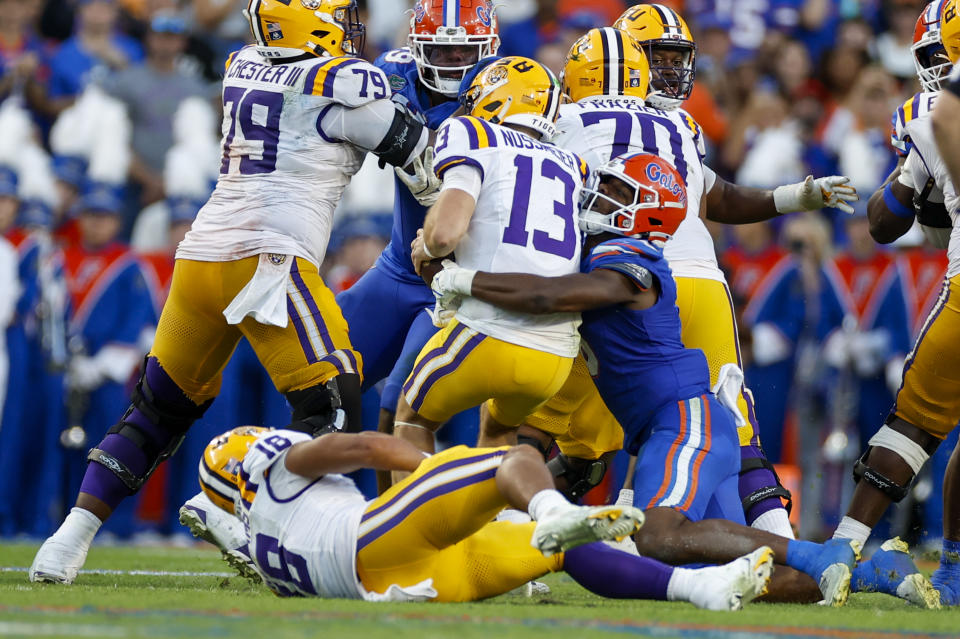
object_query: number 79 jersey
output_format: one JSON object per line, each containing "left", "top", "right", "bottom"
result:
{"left": 177, "top": 46, "right": 392, "bottom": 267}
{"left": 432, "top": 116, "right": 587, "bottom": 357}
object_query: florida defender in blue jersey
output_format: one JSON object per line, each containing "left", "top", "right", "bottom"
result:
{"left": 335, "top": 1, "right": 499, "bottom": 479}
{"left": 427, "top": 153, "right": 865, "bottom": 606}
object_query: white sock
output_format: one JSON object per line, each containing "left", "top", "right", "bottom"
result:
{"left": 495, "top": 508, "right": 533, "bottom": 524}
{"left": 616, "top": 488, "right": 635, "bottom": 507}
{"left": 752, "top": 508, "right": 795, "bottom": 539}
{"left": 833, "top": 516, "right": 872, "bottom": 545}
{"left": 52, "top": 507, "right": 102, "bottom": 548}
{"left": 666, "top": 566, "right": 694, "bottom": 602}
{"left": 527, "top": 489, "right": 573, "bottom": 521}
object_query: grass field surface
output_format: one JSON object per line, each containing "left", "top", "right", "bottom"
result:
{"left": 1, "top": 543, "right": 958, "bottom": 639}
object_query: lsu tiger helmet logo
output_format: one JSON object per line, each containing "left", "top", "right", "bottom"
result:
{"left": 614, "top": 4, "right": 696, "bottom": 111}
{"left": 580, "top": 153, "right": 686, "bottom": 245}
{"left": 409, "top": 0, "right": 500, "bottom": 96}
{"left": 562, "top": 27, "right": 650, "bottom": 103}
{"left": 913, "top": 0, "right": 954, "bottom": 91}
{"left": 198, "top": 426, "right": 271, "bottom": 514}
{"left": 460, "top": 56, "right": 562, "bottom": 139}
{"left": 245, "top": 0, "right": 365, "bottom": 59}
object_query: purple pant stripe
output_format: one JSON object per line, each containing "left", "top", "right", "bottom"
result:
{"left": 361, "top": 450, "right": 506, "bottom": 521}
{"left": 318, "top": 352, "right": 347, "bottom": 376}
{"left": 290, "top": 259, "right": 337, "bottom": 354}
{"left": 401, "top": 323, "right": 467, "bottom": 396}
{"left": 287, "top": 295, "right": 319, "bottom": 364}
{"left": 409, "top": 332, "right": 485, "bottom": 412}
{"left": 356, "top": 467, "right": 499, "bottom": 551}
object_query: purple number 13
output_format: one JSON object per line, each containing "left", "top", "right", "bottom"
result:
{"left": 502, "top": 156, "right": 577, "bottom": 259}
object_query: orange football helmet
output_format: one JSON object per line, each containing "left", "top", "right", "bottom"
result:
{"left": 409, "top": 0, "right": 500, "bottom": 96}
{"left": 580, "top": 153, "right": 687, "bottom": 244}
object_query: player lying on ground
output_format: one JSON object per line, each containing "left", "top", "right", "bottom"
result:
{"left": 423, "top": 151, "right": 909, "bottom": 607}
{"left": 833, "top": 0, "right": 960, "bottom": 609}
{"left": 185, "top": 425, "right": 772, "bottom": 609}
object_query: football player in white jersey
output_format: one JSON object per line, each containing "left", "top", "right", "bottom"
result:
{"left": 519, "top": 12, "right": 857, "bottom": 540}
{"left": 394, "top": 57, "right": 589, "bottom": 457}
{"left": 30, "top": 0, "right": 433, "bottom": 584}
{"left": 833, "top": 0, "right": 960, "bottom": 608}
{"left": 196, "top": 426, "right": 775, "bottom": 609}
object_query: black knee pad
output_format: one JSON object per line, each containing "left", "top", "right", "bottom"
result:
{"left": 739, "top": 456, "right": 794, "bottom": 515}
{"left": 285, "top": 373, "right": 362, "bottom": 436}
{"left": 546, "top": 454, "right": 607, "bottom": 502}
{"left": 88, "top": 356, "right": 211, "bottom": 493}
{"left": 852, "top": 447, "right": 912, "bottom": 502}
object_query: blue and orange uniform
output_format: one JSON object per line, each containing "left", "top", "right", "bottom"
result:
{"left": 582, "top": 238, "right": 743, "bottom": 522}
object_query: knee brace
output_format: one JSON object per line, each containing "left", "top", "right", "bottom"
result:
{"left": 740, "top": 455, "right": 793, "bottom": 515}
{"left": 285, "top": 372, "right": 362, "bottom": 436}
{"left": 852, "top": 424, "right": 933, "bottom": 502}
{"left": 547, "top": 454, "right": 607, "bottom": 502}
{"left": 88, "top": 357, "right": 211, "bottom": 493}
{"left": 517, "top": 432, "right": 553, "bottom": 459}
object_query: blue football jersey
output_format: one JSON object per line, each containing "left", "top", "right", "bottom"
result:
{"left": 373, "top": 48, "right": 462, "bottom": 283}
{"left": 579, "top": 238, "right": 711, "bottom": 449}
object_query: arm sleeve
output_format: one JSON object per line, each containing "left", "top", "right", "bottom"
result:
{"left": 586, "top": 241, "right": 657, "bottom": 291}
{"left": 319, "top": 99, "right": 428, "bottom": 166}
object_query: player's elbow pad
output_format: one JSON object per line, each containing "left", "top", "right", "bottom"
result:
{"left": 373, "top": 108, "right": 425, "bottom": 168}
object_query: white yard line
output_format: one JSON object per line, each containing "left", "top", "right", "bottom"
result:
{"left": 2, "top": 566, "right": 234, "bottom": 577}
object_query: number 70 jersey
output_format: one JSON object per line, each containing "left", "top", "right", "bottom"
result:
{"left": 177, "top": 46, "right": 393, "bottom": 267}
{"left": 432, "top": 116, "right": 588, "bottom": 357}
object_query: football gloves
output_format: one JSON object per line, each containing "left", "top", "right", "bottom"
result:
{"left": 428, "top": 259, "right": 476, "bottom": 328}
{"left": 396, "top": 146, "right": 442, "bottom": 207}
{"left": 773, "top": 175, "right": 859, "bottom": 214}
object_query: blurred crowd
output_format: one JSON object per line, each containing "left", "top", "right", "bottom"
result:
{"left": 0, "top": 0, "right": 953, "bottom": 546}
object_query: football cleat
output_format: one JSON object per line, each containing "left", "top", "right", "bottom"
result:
{"left": 686, "top": 546, "right": 775, "bottom": 611}
{"left": 531, "top": 505, "right": 645, "bottom": 557}
{"left": 853, "top": 537, "right": 940, "bottom": 609}
{"left": 179, "top": 492, "right": 261, "bottom": 583}
{"left": 29, "top": 538, "right": 89, "bottom": 585}
{"left": 814, "top": 539, "right": 861, "bottom": 607}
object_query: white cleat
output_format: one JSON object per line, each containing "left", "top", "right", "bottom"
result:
{"left": 818, "top": 563, "right": 853, "bottom": 608}
{"left": 687, "top": 546, "right": 775, "bottom": 611}
{"left": 178, "top": 492, "right": 261, "bottom": 583}
{"left": 29, "top": 538, "right": 89, "bottom": 585}
{"left": 531, "top": 505, "right": 645, "bottom": 557}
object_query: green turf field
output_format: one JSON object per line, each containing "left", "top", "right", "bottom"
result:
{"left": 1, "top": 543, "right": 957, "bottom": 639}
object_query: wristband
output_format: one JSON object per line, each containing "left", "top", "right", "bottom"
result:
{"left": 422, "top": 241, "right": 438, "bottom": 259}
{"left": 883, "top": 182, "right": 915, "bottom": 219}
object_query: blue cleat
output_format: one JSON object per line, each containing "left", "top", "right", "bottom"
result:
{"left": 811, "top": 539, "right": 861, "bottom": 607}
{"left": 853, "top": 538, "right": 940, "bottom": 609}
{"left": 932, "top": 569, "right": 960, "bottom": 606}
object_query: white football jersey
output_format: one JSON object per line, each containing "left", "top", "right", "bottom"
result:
{"left": 237, "top": 429, "right": 368, "bottom": 599}
{"left": 554, "top": 96, "right": 722, "bottom": 281}
{"left": 432, "top": 116, "right": 585, "bottom": 357}
{"left": 891, "top": 91, "right": 939, "bottom": 157}
{"left": 898, "top": 109, "right": 960, "bottom": 277}
{"left": 177, "top": 47, "right": 393, "bottom": 266}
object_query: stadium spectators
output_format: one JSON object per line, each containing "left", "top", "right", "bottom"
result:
{"left": 0, "top": 0, "right": 944, "bottom": 544}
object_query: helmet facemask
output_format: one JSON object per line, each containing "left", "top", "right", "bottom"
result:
{"left": 913, "top": 35, "right": 952, "bottom": 91}
{"left": 644, "top": 42, "right": 696, "bottom": 111}
{"left": 410, "top": 26, "right": 498, "bottom": 96}
{"left": 580, "top": 170, "right": 680, "bottom": 245}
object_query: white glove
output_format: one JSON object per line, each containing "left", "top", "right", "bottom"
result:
{"left": 822, "top": 329, "right": 852, "bottom": 369}
{"left": 773, "top": 175, "right": 859, "bottom": 214}
{"left": 751, "top": 322, "right": 792, "bottom": 366}
{"left": 67, "top": 355, "right": 105, "bottom": 392}
{"left": 431, "top": 259, "right": 476, "bottom": 300}
{"left": 395, "top": 146, "right": 441, "bottom": 207}
{"left": 427, "top": 297, "right": 460, "bottom": 328}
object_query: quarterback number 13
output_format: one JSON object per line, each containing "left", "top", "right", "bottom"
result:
{"left": 502, "top": 156, "right": 578, "bottom": 259}
{"left": 220, "top": 87, "right": 283, "bottom": 176}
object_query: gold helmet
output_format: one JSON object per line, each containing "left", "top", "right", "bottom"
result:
{"left": 614, "top": 4, "right": 696, "bottom": 110}
{"left": 460, "top": 56, "right": 562, "bottom": 139}
{"left": 561, "top": 27, "right": 650, "bottom": 102}
{"left": 198, "top": 426, "right": 270, "bottom": 514}
{"left": 244, "top": 0, "right": 365, "bottom": 60}
{"left": 942, "top": 0, "right": 960, "bottom": 64}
